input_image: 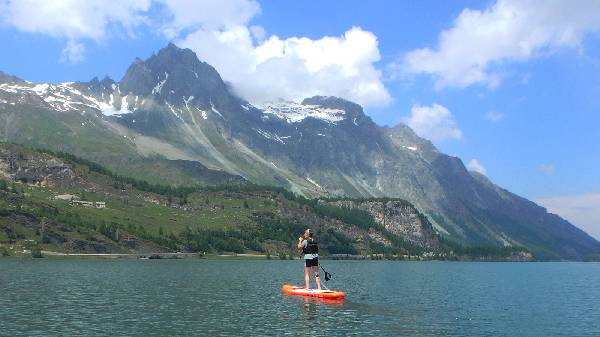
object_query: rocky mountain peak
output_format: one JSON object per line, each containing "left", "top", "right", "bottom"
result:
{"left": 297, "top": 95, "right": 371, "bottom": 125}
{"left": 302, "top": 96, "right": 362, "bottom": 113}
{"left": 87, "top": 75, "right": 115, "bottom": 90}
{"left": 151, "top": 42, "right": 198, "bottom": 67}
{"left": 119, "top": 43, "right": 234, "bottom": 108}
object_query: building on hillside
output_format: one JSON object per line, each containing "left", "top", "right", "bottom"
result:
{"left": 54, "top": 194, "right": 79, "bottom": 201}
{"left": 71, "top": 200, "right": 94, "bottom": 207}
{"left": 69, "top": 199, "right": 107, "bottom": 209}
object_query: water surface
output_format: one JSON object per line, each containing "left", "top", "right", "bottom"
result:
{"left": 1, "top": 259, "right": 599, "bottom": 336}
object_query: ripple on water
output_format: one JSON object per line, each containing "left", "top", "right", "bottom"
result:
{"left": 1, "top": 260, "right": 600, "bottom": 336}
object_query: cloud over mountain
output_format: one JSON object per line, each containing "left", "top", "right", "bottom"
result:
{"left": 467, "top": 159, "right": 487, "bottom": 175}
{"left": 0, "top": 0, "right": 390, "bottom": 107}
{"left": 178, "top": 26, "right": 390, "bottom": 107}
{"left": 404, "top": 103, "right": 462, "bottom": 143}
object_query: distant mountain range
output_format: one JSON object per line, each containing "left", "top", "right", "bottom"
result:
{"left": 1, "top": 43, "right": 598, "bottom": 259}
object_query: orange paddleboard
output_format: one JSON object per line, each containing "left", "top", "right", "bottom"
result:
{"left": 281, "top": 284, "right": 345, "bottom": 300}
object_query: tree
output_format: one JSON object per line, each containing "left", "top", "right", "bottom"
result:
{"left": 31, "top": 248, "right": 43, "bottom": 258}
{"left": 0, "top": 247, "right": 9, "bottom": 257}
{"left": 0, "top": 179, "right": 7, "bottom": 191}
{"left": 243, "top": 200, "right": 249, "bottom": 209}
{"left": 40, "top": 218, "right": 50, "bottom": 244}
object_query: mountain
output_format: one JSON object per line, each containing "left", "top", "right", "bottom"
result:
{"left": 3, "top": 142, "right": 525, "bottom": 259}
{"left": 1, "top": 43, "right": 598, "bottom": 259}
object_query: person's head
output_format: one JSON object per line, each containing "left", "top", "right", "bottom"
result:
{"left": 303, "top": 229, "right": 313, "bottom": 239}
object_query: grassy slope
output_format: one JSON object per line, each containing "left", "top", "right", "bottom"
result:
{"left": 0, "top": 143, "right": 532, "bottom": 260}
{"left": 0, "top": 147, "right": 376, "bottom": 256}
{"left": 0, "top": 104, "right": 241, "bottom": 186}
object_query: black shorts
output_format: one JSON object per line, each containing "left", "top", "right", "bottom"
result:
{"left": 305, "top": 257, "right": 318, "bottom": 267}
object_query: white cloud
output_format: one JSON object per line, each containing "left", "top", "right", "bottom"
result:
{"left": 395, "top": 0, "right": 600, "bottom": 89}
{"left": 466, "top": 159, "right": 487, "bottom": 175}
{"left": 0, "top": 0, "right": 390, "bottom": 107}
{"left": 485, "top": 111, "right": 504, "bottom": 122}
{"left": 177, "top": 24, "right": 391, "bottom": 107}
{"left": 539, "top": 164, "right": 555, "bottom": 176}
{"left": 158, "top": 0, "right": 260, "bottom": 38}
{"left": 249, "top": 25, "right": 266, "bottom": 43}
{"left": 404, "top": 103, "right": 462, "bottom": 142}
{"left": 60, "top": 40, "right": 85, "bottom": 63}
{"left": 536, "top": 193, "right": 600, "bottom": 240}
{"left": 0, "top": 0, "right": 152, "bottom": 60}
{"left": 155, "top": 0, "right": 391, "bottom": 106}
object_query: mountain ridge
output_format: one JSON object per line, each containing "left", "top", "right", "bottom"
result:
{"left": 0, "top": 43, "right": 598, "bottom": 259}
{"left": 0, "top": 141, "right": 538, "bottom": 260}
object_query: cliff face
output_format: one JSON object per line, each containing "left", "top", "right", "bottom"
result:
{"left": 323, "top": 199, "right": 440, "bottom": 249}
{"left": 0, "top": 145, "right": 77, "bottom": 186}
{"left": 275, "top": 206, "right": 394, "bottom": 250}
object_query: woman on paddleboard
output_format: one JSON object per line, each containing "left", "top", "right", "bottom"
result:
{"left": 297, "top": 229, "right": 321, "bottom": 290}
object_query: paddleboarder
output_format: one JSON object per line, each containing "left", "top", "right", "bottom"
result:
{"left": 297, "top": 229, "right": 321, "bottom": 290}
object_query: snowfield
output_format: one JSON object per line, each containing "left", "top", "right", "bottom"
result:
{"left": 257, "top": 101, "right": 346, "bottom": 124}
{"left": 0, "top": 81, "right": 137, "bottom": 116}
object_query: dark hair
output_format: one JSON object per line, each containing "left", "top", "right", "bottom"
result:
{"left": 304, "top": 228, "right": 313, "bottom": 238}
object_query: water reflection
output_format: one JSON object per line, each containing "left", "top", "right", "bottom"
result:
{"left": 282, "top": 294, "right": 346, "bottom": 321}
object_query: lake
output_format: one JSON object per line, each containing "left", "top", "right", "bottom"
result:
{"left": 1, "top": 259, "right": 599, "bottom": 336}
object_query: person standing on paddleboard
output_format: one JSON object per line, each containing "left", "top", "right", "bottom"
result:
{"left": 297, "top": 229, "right": 321, "bottom": 290}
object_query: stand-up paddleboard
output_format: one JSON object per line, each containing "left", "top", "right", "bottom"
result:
{"left": 281, "top": 284, "right": 345, "bottom": 300}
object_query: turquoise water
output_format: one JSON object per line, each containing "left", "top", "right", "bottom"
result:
{"left": 1, "top": 259, "right": 599, "bottom": 336}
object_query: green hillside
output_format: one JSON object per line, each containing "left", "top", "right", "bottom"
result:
{"left": 0, "top": 143, "right": 530, "bottom": 260}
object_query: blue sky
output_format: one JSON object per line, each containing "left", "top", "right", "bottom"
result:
{"left": 0, "top": 0, "right": 599, "bottom": 238}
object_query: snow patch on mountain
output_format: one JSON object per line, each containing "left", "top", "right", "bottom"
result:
{"left": 210, "top": 101, "right": 224, "bottom": 119}
{"left": 166, "top": 102, "right": 184, "bottom": 122}
{"left": 152, "top": 72, "right": 169, "bottom": 95}
{"left": 194, "top": 107, "right": 208, "bottom": 120}
{"left": 254, "top": 128, "right": 286, "bottom": 144}
{"left": 0, "top": 83, "right": 29, "bottom": 93}
{"left": 0, "top": 81, "right": 136, "bottom": 116}
{"left": 120, "top": 95, "right": 129, "bottom": 111}
{"left": 257, "top": 101, "right": 346, "bottom": 124}
{"left": 32, "top": 83, "right": 49, "bottom": 94}
{"left": 183, "top": 95, "right": 194, "bottom": 111}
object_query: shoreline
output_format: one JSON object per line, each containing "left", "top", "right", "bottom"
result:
{"left": 0, "top": 251, "right": 585, "bottom": 262}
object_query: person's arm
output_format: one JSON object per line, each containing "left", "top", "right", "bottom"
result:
{"left": 297, "top": 237, "right": 303, "bottom": 251}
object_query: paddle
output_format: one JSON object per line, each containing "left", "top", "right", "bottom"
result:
{"left": 320, "top": 265, "right": 332, "bottom": 281}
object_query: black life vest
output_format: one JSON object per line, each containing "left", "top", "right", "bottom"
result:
{"left": 302, "top": 238, "right": 319, "bottom": 255}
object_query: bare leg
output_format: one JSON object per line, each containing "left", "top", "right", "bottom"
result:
{"left": 313, "top": 266, "right": 321, "bottom": 289}
{"left": 304, "top": 266, "right": 310, "bottom": 289}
